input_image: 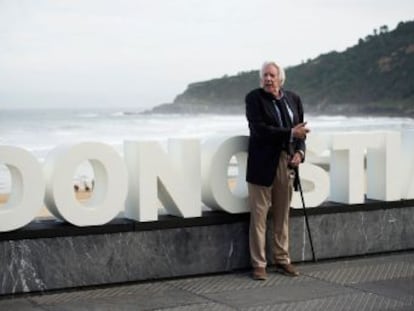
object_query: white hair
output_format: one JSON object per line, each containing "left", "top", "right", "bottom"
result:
{"left": 259, "top": 61, "right": 286, "bottom": 86}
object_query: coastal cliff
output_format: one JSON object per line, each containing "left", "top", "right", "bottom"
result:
{"left": 148, "top": 20, "right": 414, "bottom": 117}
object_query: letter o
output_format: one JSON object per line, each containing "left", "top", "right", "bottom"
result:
{"left": 0, "top": 146, "right": 45, "bottom": 231}
{"left": 43, "top": 142, "right": 128, "bottom": 226}
{"left": 202, "top": 136, "right": 249, "bottom": 213}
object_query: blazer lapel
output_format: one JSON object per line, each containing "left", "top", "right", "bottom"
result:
{"left": 260, "top": 89, "right": 283, "bottom": 125}
{"left": 267, "top": 101, "right": 281, "bottom": 125}
{"left": 284, "top": 92, "right": 299, "bottom": 124}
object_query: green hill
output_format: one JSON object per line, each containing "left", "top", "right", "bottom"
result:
{"left": 149, "top": 20, "right": 414, "bottom": 116}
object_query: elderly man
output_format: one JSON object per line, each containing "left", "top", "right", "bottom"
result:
{"left": 245, "top": 61, "right": 310, "bottom": 280}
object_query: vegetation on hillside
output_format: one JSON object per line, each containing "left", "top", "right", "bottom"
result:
{"left": 149, "top": 20, "right": 414, "bottom": 116}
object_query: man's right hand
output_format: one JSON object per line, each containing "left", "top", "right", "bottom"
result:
{"left": 292, "top": 122, "right": 310, "bottom": 139}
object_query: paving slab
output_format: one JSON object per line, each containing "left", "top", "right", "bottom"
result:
{"left": 351, "top": 277, "right": 414, "bottom": 305}
{"left": 241, "top": 293, "right": 409, "bottom": 311}
{"left": 27, "top": 282, "right": 210, "bottom": 311}
{"left": 0, "top": 298, "right": 45, "bottom": 311}
{"left": 0, "top": 251, "right": 413, "bottom": 311}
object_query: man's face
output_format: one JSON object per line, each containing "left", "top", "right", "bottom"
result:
{"left": 262, "top": 64, "right": 281, "bottom": 95}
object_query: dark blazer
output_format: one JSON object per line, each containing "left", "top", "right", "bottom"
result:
{"left": 245, "top": 88, "right": 306, "bottom": 187}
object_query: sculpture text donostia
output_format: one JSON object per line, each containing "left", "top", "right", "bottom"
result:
{"left": 1, "top": 130, "right": 413, "bottom": 232}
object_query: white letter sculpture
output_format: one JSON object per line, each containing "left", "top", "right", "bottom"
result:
{"left": 329, "top": 132, "right": 369, "bottom": 204}
{"left": 124, "top": 139, "right": 201, "bottom": 221}
{"left": 0, "top": 146, "right": 45, "bottom": 231}
{"left": 43, "top": 142, "right": 128, "bottom": 226}
{"left": 401, "top": 130, "right": 414, "bottom": 199}
{"left": 366, "top": 131, "right": 401, "bottom": 201}
{"left": 291, "top": 134, "right": 330, "bottom": 208}
{"left": 202, "top": 136, "right": 249, "bottom": 213}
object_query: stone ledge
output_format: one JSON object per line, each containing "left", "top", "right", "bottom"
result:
{"left": 0, "top": 200, "right": 413, "bottom": 295}
{"left": 1, "top": 199, "right": 413, "bottom": 241}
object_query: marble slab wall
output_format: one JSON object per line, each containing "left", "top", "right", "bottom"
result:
{"left": 289, "top": 206, "right": 414, "bottom": 262}
{"left": 1, "top": 204, "right": 413, "bottom": 295}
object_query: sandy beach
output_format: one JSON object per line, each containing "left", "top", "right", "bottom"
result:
{"left": 0, "top": 191, "right": 92, "bottom": 218}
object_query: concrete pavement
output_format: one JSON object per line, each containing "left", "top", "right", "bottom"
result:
{"left": 1, "top": 251, "right": 413, "bottom": 311}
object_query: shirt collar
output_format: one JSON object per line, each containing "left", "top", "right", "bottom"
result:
{"left": 260, "top": 88, "right": 285, "bottom": 100}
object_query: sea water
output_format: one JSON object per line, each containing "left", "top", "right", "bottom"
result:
{"left": 1, "top": 107, "right": 413, "bottom": 193}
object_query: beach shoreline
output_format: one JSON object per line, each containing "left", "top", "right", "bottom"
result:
{"left": 0, "top": 191, "right": 92, "bottom": 218}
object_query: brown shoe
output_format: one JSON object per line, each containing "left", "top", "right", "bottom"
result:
{"left": 252, "top": 267, "right": 267, "bottom": 280}
{"left": 275, "top": 263, "right": 300, "bottom": 277}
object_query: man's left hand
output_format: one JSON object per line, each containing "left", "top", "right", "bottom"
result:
{"left": 289, "top": 152, "right": 302, "bottom": 167}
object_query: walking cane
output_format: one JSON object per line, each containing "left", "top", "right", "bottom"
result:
{"left": 294, "top": 167, "right": 317, "bottom": 262}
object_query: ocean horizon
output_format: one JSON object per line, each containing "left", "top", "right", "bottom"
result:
{"left": 1, "top": 107, "right": 414, "bottom": 193}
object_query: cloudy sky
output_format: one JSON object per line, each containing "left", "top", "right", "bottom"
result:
{"left": 0, "top": 0, "right": 413, "bottom": 110}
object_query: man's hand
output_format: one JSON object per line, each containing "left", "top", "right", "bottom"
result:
{"left": 292, "top": 122, "right": 310, "bottom": 139}
{"left": 290, "top": 152, "right": 303, "bottom": 168}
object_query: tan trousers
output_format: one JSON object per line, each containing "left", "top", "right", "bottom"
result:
{"left": 248, "top": 151, "right": 294, "bottom": 268}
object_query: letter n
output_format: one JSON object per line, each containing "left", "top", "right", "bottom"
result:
{"left": 124, "top": 139, "right": 201, "bottom": 221}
